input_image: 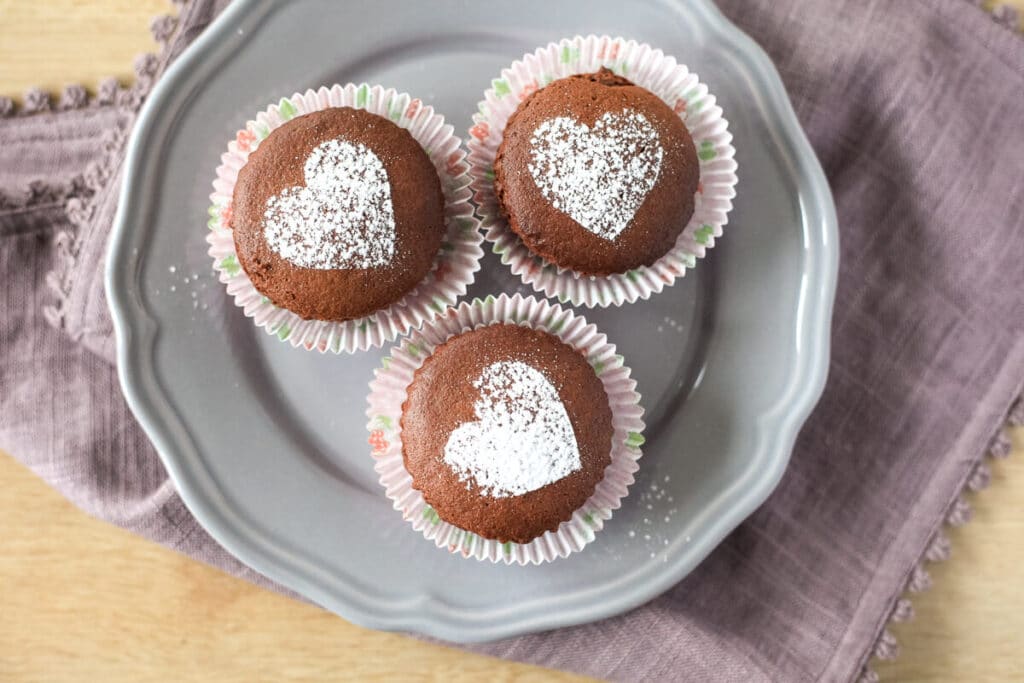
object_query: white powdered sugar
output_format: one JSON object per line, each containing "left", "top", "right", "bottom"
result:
{"left": 263, "top": 137, "right": 395, "bottom": 269}
{"left": 443, "top": 360, "right": 581, "bottom": 498}
{"left": 528, "top": 109, "right": 663, "bottom": 241}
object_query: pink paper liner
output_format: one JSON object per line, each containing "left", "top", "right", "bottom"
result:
{"left": 207, "top": 84, "right": 484, "bottom": 353}
{"left": 366, "top": 293, "right": 646, "bottom": 565}
{"left": 467, "top": 35, "right": 738, "bottom": 307}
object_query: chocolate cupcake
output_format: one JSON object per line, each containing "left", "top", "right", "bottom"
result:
{"left": 493, "top": 68, "right": 699, "bottom": 276}
{"left": 209, "top": 84, "right": 483, "bottom": 353}
{"left": 367, "top": 294, "right": 645, "bottom": 563}
{"left": 231, "top": 106, "right": 445, "bottom": 321}
{"left": 467, "top": 37, "right": 737, "bottom": 308}
{"left": 401, "top": 323, "right": 614, "bottom": 544}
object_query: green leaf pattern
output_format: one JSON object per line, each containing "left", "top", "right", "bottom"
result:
{"left": 219, "top": 254, "right": 241, "bottom": 277}
{"left": 422, "top": 507, "right": 441, "bottom": 525}
{"left": 695, "top": 224, "right": 715, "bottom": 245}
{"left": 698, "top": 140, "right": 717, "bottom": 161}
{"left": 492, "top": 79, "right": 511, "bottom": 97}
{"left": 278, "top": 98, "right": 297, "bottom": 121}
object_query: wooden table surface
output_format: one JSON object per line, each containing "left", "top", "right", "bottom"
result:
{"left": 2, "top": 2, "right": 1022, "bottom": 681}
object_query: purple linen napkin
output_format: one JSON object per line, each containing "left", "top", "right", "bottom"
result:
{"left": 1, "top": 1, "right": 1022, "bottom": 681}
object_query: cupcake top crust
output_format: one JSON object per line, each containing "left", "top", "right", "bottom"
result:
{"left": 401, "top": 323, "right": 613, "bottom": 544}
{"left": 231, "top": 106, "right": 445, "bottom": 321}
{"left": 493, "top": 68, "right": 699, "bottom": 275}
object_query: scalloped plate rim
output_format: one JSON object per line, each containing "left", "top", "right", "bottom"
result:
{"left": 106, "top": 0, "right": 839, "bottom": 643}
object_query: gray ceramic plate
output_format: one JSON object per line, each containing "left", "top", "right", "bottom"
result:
{"left": 107, "top": 0, "right": 838, "bottom": 642}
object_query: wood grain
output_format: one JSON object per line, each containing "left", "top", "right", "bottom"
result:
{"left": 1, "top": 1, "right": 1022, "bottom": 681}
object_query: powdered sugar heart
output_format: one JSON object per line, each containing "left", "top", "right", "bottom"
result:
{"left": 263, "top": 137, "right": 395, "bottom": 269}
{"left": 528, "top": 109, "right": 663, "bottom": 241}
{"left": 443, "top": 360, "right": 581, "bottom": 498}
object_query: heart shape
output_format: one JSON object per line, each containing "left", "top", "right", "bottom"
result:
{"left": 528, "top": 109, "right": 664, "bottom": 241}
{"left": 443, "top": 360, "right": 581, "bottom": 498}
{"left": 263, "top": 137, "right": 396, "bottom": 269}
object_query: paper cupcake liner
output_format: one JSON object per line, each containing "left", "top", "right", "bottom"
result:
{"left": 207, "top": 84, "right": 484, "bottom": 353}
{"left": 366, "top": 293, "right": 645, "bottom": 565}
{"left": 467, "top": 35, "right": 738, "bottom": 307}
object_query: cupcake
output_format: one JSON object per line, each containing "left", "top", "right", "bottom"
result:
{"left": 401, "top": 323, "right": 613, "bottom": 544}
{"left": 468, "top": 36, "right": 737, "bottom": 307}
{"left": 367, "top": 294, "right": 645, "bottom": 564}
{"left": 207, "top": 84, "right": 483, "bottom": 353}
{"left": 231, "top": 106, "right": 445, "bottom": 321}
{"left": 494, "top": 68, "right": 699, "bottom": 276}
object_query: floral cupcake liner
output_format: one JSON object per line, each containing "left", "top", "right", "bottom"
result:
{"left": 467, "top": 35, "right": 738, "bottom": 308}
{"left": 366, "top": 293, "right": 646, "bottom": 565}
{"left": 207, "top": 83, "right": 484, "bottom": 353}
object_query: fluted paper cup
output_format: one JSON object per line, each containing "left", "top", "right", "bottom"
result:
{"left": 366, "top": 293, "right": 645, "bottom": 565}
{"left": 207, "top": 84, "right": 484, "bottom": 353}
{"left": 467, "top": 36, "right": 737, "bottom": 307}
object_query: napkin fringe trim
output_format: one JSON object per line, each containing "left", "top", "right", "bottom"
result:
{"left": 982, "top": 1, "right": 1022, "bottom": 31}
{"left": 857, "top": 392, "right": 1023, "bottom": 683}
{"left": 35, "top": 4, "right": 182, "bottom": 331}
{"left": 963, "top": 0, "right": 1022, "bottom": 31}
{"left": 0, "top": 178, "right": 86, "bottom": 217}
{"left": 0, "top": 5, "right": 182, "bottom": 119}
